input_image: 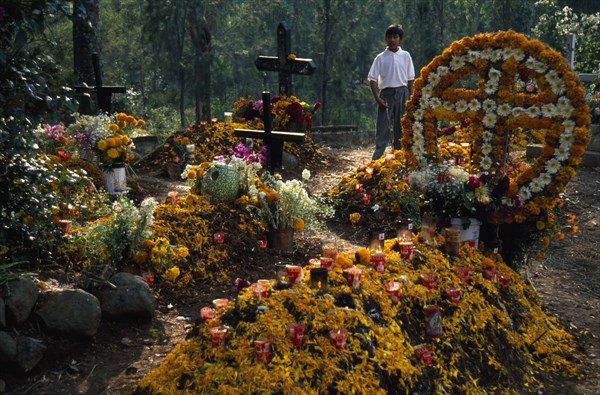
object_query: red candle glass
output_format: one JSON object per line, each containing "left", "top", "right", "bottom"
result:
{"left": 142, "top": 272, "right": 155, "bottom": 285}
{"left": 288, "top": 323, "right": 305, "bottom": 348}
{"left": 498, "top": 273, "right": 511, "bottom": 287}
{"left": 286, "top": 265, "right": 303, "bottom": 284}
{"left": 414, "top": 344, "right": 433, "bottom": 365}
{"left": 370, "top": 252, "right": 386, "bottom": 273}
{"left": 321, "top": 237, "right": 338, "bottom": 261}
{"left": 209, "top": 326, "right": 227, "bottom": 347}
{"left": 200, "top": 306, "right": 217, "bottom": 322}
{"left": 355, "top": 183, "right": 363, "bottom": 193}
{"left": 420, "top": 272, "right": 437, "bottom": 289}
{"left": 166, "top": 190, "right": 179, "bottom": 204}
{"left": 254, "top": 339, "right": 272, "bottom": 362}
{"left": 484, "top": 269, "right": 499, "bottom": 283}
{"left": 385, "top": 281, "right": 402, "bottom": 304}
{"left": 455, "top": 267, "right": 470, "bottom": 284}
{"left": 251, "top": 282, "right": 268, "bottom": 301}
{"left": 346, "top": 266, "right": 362, "bottom": 288}
{"left": 399, "top": 241, "right": 415, "bottom": 260}
{"left": 445, "top": 287, "right": 461, "bottom": 305}
{"left": 257, "top": 239, "right": 268, "bottom": 248}
{"left": 424, "top": 306, "right": 443, "bottom": 338}
{"left": 212, "top": 298, "right": 230, "bottom": 310}
{"left": 213, "top": 232, "right": 225, "bottom": 244}
{"left": 320, "top": 257, "right": 335, "bottom": 272}
{"left": 329, "top": 328, "right": 348, "bottom": 350}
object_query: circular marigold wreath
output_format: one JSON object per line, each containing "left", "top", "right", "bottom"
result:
{"left": 401, "top": 31, "right": 590, "bottom": 223}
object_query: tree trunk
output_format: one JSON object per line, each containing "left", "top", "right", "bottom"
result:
{"left": 188, "top": 7, "right": 212, "bottom": 124}
{"left": 73, "top": 0, "right": 101, "bottom": 85}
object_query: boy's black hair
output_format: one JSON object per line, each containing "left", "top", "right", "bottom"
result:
{"left": 385, "top": 24, "right": 404, "bottom": 38}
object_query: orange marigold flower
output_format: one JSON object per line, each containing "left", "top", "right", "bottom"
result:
{"left": 349, "top": 212, "right": 361, "bottom": 225}
{"left": 482, "top": 257, "right": 496, "bottom": 269}
{"left": 570, "top": 225, "right": 579, "bottom": 233}
{"left": 107, "top": 148, "right": 120, "bottom": 159}
{"left": 355, "top": 247, "right": 371, "bottom": 264}
{"left": 554, "top": 232, "right": 565, "bottom": 240}
{"left": 136, "top": 119, "right": 145, "bottom": 127}
{"left": 535, "top": 251, "right": 545, "bottom": 260}
{"left": 566, "top": 214, "right": 576, "bottom": 223}
{"left": 293, "top": 218, "right": 305, "bottom": 231}
{"left": 132, "top": 251, "right": 148, "bottom": 265}
{"left": 97, "top": 140, "right": 108, "bottom": 151}
{"left": 109, "top": 123, "right": 119, "bottom": 132}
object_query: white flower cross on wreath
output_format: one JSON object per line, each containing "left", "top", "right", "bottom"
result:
{"left": 401, "top": 31, "right": 590, "bottom": 223}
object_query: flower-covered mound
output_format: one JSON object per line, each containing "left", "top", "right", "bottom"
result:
{"left": 138, "top": 239, "right": 581, "bottom": 394}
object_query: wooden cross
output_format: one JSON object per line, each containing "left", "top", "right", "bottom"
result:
{"left": 74, "top": 53, "right": 126, "bottom": 114}
{"left": 234, "top": 91, "right": 305, "bottom": 172}
{"left": 254, "top": 21, "right": 316, "bottom": 97}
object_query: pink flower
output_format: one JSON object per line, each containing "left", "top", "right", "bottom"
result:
{"left": 467, "top": 175, "right": 481, "bottom": 189}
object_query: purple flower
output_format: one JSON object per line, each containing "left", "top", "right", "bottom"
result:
{"left": 231, "top": 277, "right": 250, "bottom": 293}
{"left": 467, "top": 175, "right": 481, "bottom": 189}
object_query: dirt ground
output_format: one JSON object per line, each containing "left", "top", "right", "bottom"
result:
{"left": 5, "top": 145, "right": 600, "bottom": 395}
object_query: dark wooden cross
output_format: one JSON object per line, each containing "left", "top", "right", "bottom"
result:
{"left": 74, "top": 53, "right": 126, "bottom": 114}
{"left": 254, "top": 21, "right": 316, "bottom": 97}
{"left": 234, "top": 91, "right": 305, "bottom": 172}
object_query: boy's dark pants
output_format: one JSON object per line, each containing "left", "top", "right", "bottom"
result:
{"left": 372, "top": 86, "right": 409, "bottom": 160}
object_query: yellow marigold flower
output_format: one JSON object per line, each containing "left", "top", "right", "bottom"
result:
{"left": 107, "top": 148, "right": 120, "bottom": 159}
{"left": 116, "top": 112, "right": 127, "bottom": 122}
{"left": 109, "top": 123, "right": 119, "bottom": 132}
{"left": 97, "top": 140, "right": 108, "bottom": 151}
{"left": 142, "top": 239, "right": 156, "bottom": 248}
{"left": 107, "top": 137, "right": 120, "bottom": 147}
{"left": 177, "top": 246, "right": 190, "bottom": 259}
{"left": 570, "top": 225, "right": 578, "bottom": 233}
{"left": 536, "top": 220, "right": 546, "bottom": 230}
{"left": 349, "top": 212, "right": 361, "bottom": 225}
{"left": 163, "top": 266, "right": 181, "bottom": 282}
{"left": 126, "top": 115, "right": 136, "bottom": 125}
{"left": 355, "top": 247, "right": 371, "bottom": 264}
{"left": 136, "top": 119, "right": 145, "bottom": 127}
{"left": 554, "top": 232, "right": 565, "bottom": 240}
{"left": 120, "top": 135, "right": 130, "bottom": 145}
{"left": 287, "top": 53, "right": 297, "bottom": 60}
{"left": 132, "top": 251, "right": 148, "bottom": 265}
{"left": 566, "top": 214, "right": 576, "bottom": 223}
{"left": 293, "top": 218, "right": 305, "bottom": 231}
{"left": 265, "top": 189, "right": 277, "bottom": 204}
{"left": 336, "top": 254, "right": 354, "bottom": 269}
{"left": 58, "top": 135, "right": 69, "bottom": 144}
{"left": 187, "top": 170, "right": 197, "bottom": 179}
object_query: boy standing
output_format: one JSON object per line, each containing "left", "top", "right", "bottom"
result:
{"left": 368, "top": 24, "right": 415, "bottom": 160}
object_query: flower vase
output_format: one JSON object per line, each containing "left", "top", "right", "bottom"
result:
{"left": 267, "top": 227, "right": 294, "bottom": 253}
{"left": 102, "top": 165, "right": 127, "bottom": 194}
{"left": 201, "top": 163, "right": 241, "bottom": 204}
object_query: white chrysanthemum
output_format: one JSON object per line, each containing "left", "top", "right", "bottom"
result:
{"left": 482, "top": 131, "right": 494, "bottom": 140}
{"left": 550, "top": 80, "right": 565, "bottom": 95}
{"left": 562, "top": 119, "right": 575, "bottom": 133}
{"left": 481, "top": 143, "right": 493, "bottom": 155}
{"left": 502, "top": 47, "right": 516, "bottom": 59}
{"left": 414, "top": 109, "right": 425, "bottom": 119}
{"left": 545, "top": 70, "right": 560, "bottom": 85}
{"left": 484, "top": 81, "right": 497, "bottom": 96}
{"left": 427, "top": 73, "right": 441, "bottom": 86}
{"left": 511, "top": 107, "right": 525, "bottom": 117}
{"left": 481, "top": 48, "right": 493, "bottom": 59}
{"left": 560, "top": 134, "right": 574, "bottom": 145}
{"left": 421, "top": 85, "right": 434, "bottom": 98}
{"left": 541, "top": 104, "right": 557, "bottom": 117}
{"left": 413, "top": 132, "right": 425, "bottom": 144}
{"left": 501, "top": 197, "right": 514, "bottom": 207}
{"left": 539, "top": 173, "right": 553, "bottom": 185}
{"left": 413, "top": 121, "right": 424, "bottom": 133}
{"left": 524, "top": 56, "right": 537, "bottom": 70}
{"left": 480, "top": 156, "right": 493, "bottom": 170}
{"left": 482, "top": 99, "right": 496, "bottom": 112}
{"left": 526, "top": 106, "right": 541, "bottom": 118}
{"left": 555, "top": 145, "right": 570, "bottom": 161}
{"left": 181, "top": 164, "right": 192, "bottom": 179}
{"left": 557, "top": 104, "right": 573, "bottom": 118}
{"left": 466, "top": 51, "right": 479, "bottom": 63}
{"left": 455, "top": 100, "right": 468, "bottom": 113}
{"left": 302, "top": 169, "right": 311, "bottom": 180}
{"left": 513, "top": 48, "right": 525, "bottom": 61}
{"left": 419, "top": 98, "right": 430, "bottom": 108}
{"left": 483, "top": 112, "right": 497, "bottom": 128}
{"left": 408, "top": 170, "right": 430, "bottom": 191}
{"left": 430, "top": 97, "right": 443, "bottom": 108}
{"left": 437, "top": 66, "right": 450, "bottom": 76}
{"left": 529, "top": 178, "right": 544, "bottom": 193}
{"left": 490, "top": 49, "right": 503, "bottom": 62}
{"left": 443, "top": 101, "right": 455, "bottom": 111}
{"left": 475, "top": 186, "right": 491, "bottom": 205}
{"left": 468, "top": 99, "right": 481, "bottom": 111}
{"left": 497, "top": 103, "right": 512, "bottom": 116}
{"left": 545, "top": 158, "right": 561, "bottom": 174}
{"left": 449, "top": 55, "right": 466, "bottom": 71}
{"left": 519, "top": 187, "right": 532, "bottom": 202}
{"left": 448, "top": 166, "right": 469, "bottom": 183}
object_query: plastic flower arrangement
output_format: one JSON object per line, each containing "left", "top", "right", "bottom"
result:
{"left": 34, "top": 123, "right": 73, "bottom": 160}
{"left": 232, "top": 94, "right": 321, "bottom": 131}
{"left": 401, "top": 30, "right": 590, "bottom": 224}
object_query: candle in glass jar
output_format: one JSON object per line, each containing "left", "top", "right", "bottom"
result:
{"left": 498, "top": 273, "right": 511, "bottom": 287}
{"left": 484, "top": 268, "right": 499, "bottom": 283}
{"left": 424, "top": 306, "right": 443, "bottom": 338}
{"left": 211, "top": 117, "right": 218, "bottom": 123}
{"left": 420, "top": 272, "right": 437, "bottom": 289}
{"left": 224, "top": 112, "right": 233, "bottom": 123}
{"left": 251, "top": 282, "right": 268, "bottom": 301}
{"left": 213, "top": 232, "right": 225, "bottom": 244}
{"left": 319, "top": 257, "right": 335, "bottom": 272}
{"left": 329, "top": 328, "right": 348, "bottom": 350}
{"left": 385, "top": 281, "right": 402, "bottom": 304}
{"left": 166, "top": 190, "right": 179, "bottom": 204}
{"left": 445, "top": 287, "right": 461, "bottom": 305}
{"left": 212, "top": 298, "right": 230, "bottom": 310}
{"left": 254, "top": 339, "right": 272, "bottom": 362}
{"left": 414, "top": 344, "right": 433, "bottom": 365}
{"left": 321, "top": 237, "right": 338, "bottom": 261}
{"left": 370, "top": 252, "right": 386, "bottom": 273}
{"left": 209, "top": 326, "right": 227, "bottom": 347}
{"left": 288, "top": 323, "right": 305, "bottom": 348}
{"left": 58, "top": 219, "right": 72, "bottom": 234}
{"left": 455, "top": 266, "right": 470, "bottom": 284}
{"left": 286, "top": 265, "right": 303, "bottom": 284}
{"left": 310, "top": 268, "right": 328, "bottom": 290}
{"left": 257, "top": 239, "right": 268, "bottom": 248}
{"left": 200, "top": 306, "right": 217, "bottom": 322}
{"left": 444, "top": 228, "right": 461, "bottom": 256}
{"left": 399, "top": 241, "right": 415, "bottom": 261}
{"left": 346, "top": 266, "right": 362, "bottom": 288}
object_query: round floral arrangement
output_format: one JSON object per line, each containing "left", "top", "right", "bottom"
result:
{"left": 401, "top": 31, "right": 590, "bottom": 224}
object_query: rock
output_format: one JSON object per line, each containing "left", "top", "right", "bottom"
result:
{"left": 14, "top": 336, "right": 46, "bottom": 372}
{"left": 0, "top": 298, "right": 5, "bottom": 328}
{"left": 3, "top": 278, "right": 38, "bottom": 325}
{"left": 0, "top": 331, "right": 17, "bottom": 363}
{"left": 98, "top": 272, "right": 156, "bottom": 322}
{"left": 35, "top": 289, "right": 101, "bottom": 337}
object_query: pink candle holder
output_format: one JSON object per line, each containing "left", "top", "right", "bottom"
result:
{"left": 211, "top": 117, "right": 218, "bottom": 123}
{"left": 200, "top": 306, "right": 217, "bottom": 322}
{"left": 251, "top": 282, "right": 268, "bottom": 301}
{"left": 58, "top": 219, "right": 72, "bottom": 234}
{"left": 286, "top": 265, "right": 303, "bottom": 284}
{"left": 288, "top": 323, "right": 305, "bottom": 348}
{"left": 213, "top": 232, "right": 225, "bottom": 244}
{"left": 329, "top": 328, "right": 348, "bottom": 350}
{"left": 209, "top": 326, "right": 227, "bottom": 347}
{"left": 414, "top": 344, "right": 433, "bottom": 365}
{"left": 370, "top": 252, "right": 386, "bottom": 273}
{"left": 142, "top": 272, "right": 155, "bottom": 285}
{"left": 399, "top": 241, "right": 415, "bottom": 261}
{"left": 212, "top": 298, "right": 230, "bottom": 310}
{"left": 319, "top": 257, "right": 335, "bottom": 272}
{"left": 321, "top": 237, "right": 338, "bottom": 261}
{"left": 346, "top": 266, "right": 362, "bottom": 288}
{"left": 498, "top": 273, "right": 511, "bottom": 287}
{"left": 420, "top": 272, "right": 437, "bottom": 289}
{"left": 166, "top": 190, "right": 179, "bottom": 204}
{"left": 308, "top": 258, "right": 321, "bottom": 268}
{"left": 200, "top": 121, "right": 207, "bottom": 127}
{"left": 355, "top": 183, "right": 363, "bottom": 193}
{"left": 385, "top": 281, "right": 402, "bottom": 304}
{"left": 455, "top": 267, "right": 470, "bottom": 284}
{"left": 257, "top": 239, "right": 268, "bottom": 249}
{"left": 254, "top": 339, "right": 272, "bottom": 362}
{"left": 361, "top": 193, "right": 371, "bottom": 205}
{"left": 424, "top": 306, "right": 443, "bottom": 338}
{"left": 445, "top": 287, "right": 461, "bottom": 305}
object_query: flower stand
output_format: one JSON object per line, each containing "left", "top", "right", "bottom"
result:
{"left": 102, "top": 166, "right": 127, "bottom": 194}
{"left": 267, "top": 227, "right": 294, "bottom": 253}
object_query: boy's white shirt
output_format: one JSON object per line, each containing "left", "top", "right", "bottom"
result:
{"left": 368, "top": 47, "right": 415, "bottom": 90}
